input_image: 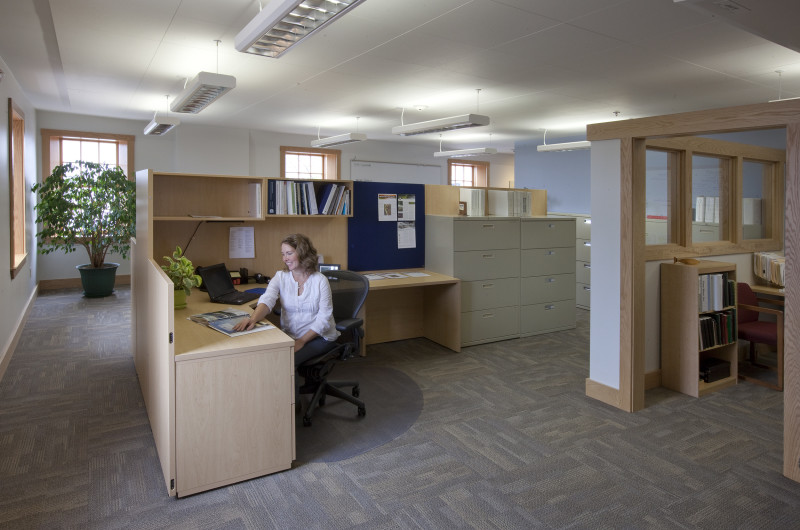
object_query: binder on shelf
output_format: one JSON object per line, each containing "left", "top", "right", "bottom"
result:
{"left": 267, "top": 179, "right": 276, "bottom": 215}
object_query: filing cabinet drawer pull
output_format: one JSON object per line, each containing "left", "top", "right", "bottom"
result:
{"left": 583, "top": 263, "right": 591, "bottom": 269}
{"left": 544, "top": 304, "right": 556, "bottom": 310}
{"left": 481, "top": 313, "right": 495, "bottom": 319}
{"left": 546, "top": 250, "right": 556, "bottom": 255}
{"left": 547, "top": 223, "right": 555, "bottom": 228}
{"left": 482, "top": 254, "right": 495, "bottom": 259}
{"left": 583, "top": 286, "right": 591, "bottom": 291}
{"left": 482, "top": 283, "right": 495, "bottom": 289}
{"left": 583, "top": 242, "right": 591, "bottom": 247}
{"left": 584, "top": 219, "right": 591, "bottom": 225}
{"left": 546, "top": 278, "right": 556, "bottom": 283}
{"left": 482, "top": 224, "right": 495, "bottom": 229}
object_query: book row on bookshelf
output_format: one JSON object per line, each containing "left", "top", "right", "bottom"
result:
{"left": 698, "top": 308, "right": 736, "bottom": 351}
{"left": 267, "top": 180, "right": 350, "bottom": 216}
{"left": 753, "top": 251, "right": 785, "bottom": 288}
{"left": 698, "top": 273, "right": 736, "bottom": 312}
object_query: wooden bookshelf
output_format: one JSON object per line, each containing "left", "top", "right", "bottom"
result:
{"left": 660, "top": 260, "right": 738, "bottom": 397}
{"left": 424, "top": 184, "right": 547, "bottom": 217}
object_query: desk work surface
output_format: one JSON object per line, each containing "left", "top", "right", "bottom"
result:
{"left": 750, "top": 284, "right": 785, "bottom": 297}
{"left": 359, "top": 269, "right": 461, "bottom": 353}
{"left": 173, "top": 294, "right": 293, "bottom": 359}
{"left": 362, "top": 268, "right": 459, "bottom": 289}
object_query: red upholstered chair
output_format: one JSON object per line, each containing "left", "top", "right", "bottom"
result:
{"left": 737, "top": 282, "right": 784, "bottom": 391}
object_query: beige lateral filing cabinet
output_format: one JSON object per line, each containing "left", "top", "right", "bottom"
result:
{"left": 426, "top": 215, "right": 576, "bottom": 346}
{"left": 520, "top": 217, "right": 577, "bottom": 335}
{"left": 426, "top": 216, "right": 521, "bottom": 346}
{"left": 550, "top": 212, "right": 591, "bottom": 310}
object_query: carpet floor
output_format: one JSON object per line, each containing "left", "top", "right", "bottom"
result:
{"left": 1, "top": 286, "right": 800, "bottom": 529}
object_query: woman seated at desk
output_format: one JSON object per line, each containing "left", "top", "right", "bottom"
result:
{"left": 233, "top": 233, "right": 339, "bottom": 364}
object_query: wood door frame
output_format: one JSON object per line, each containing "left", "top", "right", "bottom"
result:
{"left": 587, "top": 98, "right": 800, "bottom": 483}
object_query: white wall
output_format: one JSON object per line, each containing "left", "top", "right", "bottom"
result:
{"left": 589, "top": 139, "right": 622, "bottom": 388}
{"left": 0, "top": 56, "right": 39, "bottom": 374}
{"left": 34, "top": 112, "right": 514, "bottom": 282}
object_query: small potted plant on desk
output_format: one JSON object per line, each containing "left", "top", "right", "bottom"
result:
{"left": 32, "top": 161, "right": 135, "bottom": 297}
{"left": 161, "top": 246, "right": 201, "bottom": 309}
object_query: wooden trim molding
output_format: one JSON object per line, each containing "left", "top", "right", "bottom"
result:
{"left": 585, "top": 378, "right": 620, "bottom": 408}
{"left": 587, "top": 99, "right": 799, "bottom": 484}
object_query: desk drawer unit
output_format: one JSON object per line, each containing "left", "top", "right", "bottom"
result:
{"left": 461, "top": 277, "right": 520, "bottom": 312}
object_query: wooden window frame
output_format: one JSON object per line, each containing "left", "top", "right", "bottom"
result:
{"left": 447, "top": 159, "right": 489, "bottom": 187}
{"left": 9, "top": 98, "right": 27, "bottom": 279}
{"left": 280, "top": 146, "right": 341, "bottom": 180}
{"left": 40, "top": 129, "right": 135, "bottom": 181}
{"left": 644, "top": 135, "right": 784, "bottom": 261}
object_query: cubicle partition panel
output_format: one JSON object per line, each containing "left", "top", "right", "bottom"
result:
{"left": 347, "top": 181, "right": 426, "bottom": 271}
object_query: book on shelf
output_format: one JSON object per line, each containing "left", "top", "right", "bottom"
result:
{"left": 189, "top": 308, "right": 274, "bottom": 337}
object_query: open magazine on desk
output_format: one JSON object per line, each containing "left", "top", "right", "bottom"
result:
{"left": 189, "top": 308, "right": 275, "bottom": 337}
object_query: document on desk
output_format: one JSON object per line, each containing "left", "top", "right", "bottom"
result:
{"left": 404, "top": 271, "right": 430, "bottom": 277}
{"left": 189, "top": 308, "right": 274, "bottom": 337}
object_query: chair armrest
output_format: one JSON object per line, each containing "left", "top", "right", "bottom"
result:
{"left": 335, "top": 317, "right": 363, "bottom": 333}
{"left": 739, "top": 303, "right": 783, "bottom": 318}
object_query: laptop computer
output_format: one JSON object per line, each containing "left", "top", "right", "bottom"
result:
{"left": 198, "top": 263, "right": 261, "bottom": 305}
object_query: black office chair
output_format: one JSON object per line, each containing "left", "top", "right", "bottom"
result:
{"left": 296, "top": 270, "right": 369, "bottom": 427}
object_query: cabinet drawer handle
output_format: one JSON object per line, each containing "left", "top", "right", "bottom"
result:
{"left": 546, "top": 278, "right": 556, "bottom": 283}
{"left": 583, "top": 263, "right": 591, "bottom": 269}
{"left": 481, "top": 283, "right": 495, "bottom": 289}
{"left": 482, "top": 224, "right": 495, "bottom": 229}
{"left": 545, "top": 304, "right": 556, "bottom": 310}
{"left": 584, "top": 219, "right": 591, "bottom": 225}
{"left": 548, "top": 223, "right": 555, "bottom": 228}
{"left": 583, "top": 286, "right": 591, "bottom": 291}
{"left": 546, "top": 250, "right": 556, "bottom": 255}
{"left": 583, "top": 242, "right": 591, "bottom": 247}
{"left": 482, "top": 254, "right": 495, "bottom": 259}
{"left": 481, "top": 313, "right": 495, "bottom": 319}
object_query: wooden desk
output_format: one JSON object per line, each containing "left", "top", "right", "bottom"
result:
{"left": 171, "top": 298, "right": 295, "bottom": 497}
{"left": 361, "top": 269, "right": 461, "bottom": 353}
{"left": 750, "top": 284, "right": 785, "bottom": 299}
{"left": 135, "top": 258, "right": 295, "bottom": 498}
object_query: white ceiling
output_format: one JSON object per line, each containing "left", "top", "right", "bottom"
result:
{"left": 2, "top": 0, "right": 800, "bottom": 153}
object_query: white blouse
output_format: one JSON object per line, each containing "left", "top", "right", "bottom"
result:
{"left": 256, "top": 270, "right": 339, "bottom": 342}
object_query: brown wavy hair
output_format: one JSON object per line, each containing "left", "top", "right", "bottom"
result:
{"left": 281, "top": 233, "right": 319, "bottom": 273}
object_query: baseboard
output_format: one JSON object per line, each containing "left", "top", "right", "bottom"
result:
{"left": 0, "top": 284, "right": 38, "bottom": 383}
{"left": 644, "top": 369, "right": 661, "bottom": 390}
{"left": 585, "top": 378, "right": 620, "bottom": 409}
{"left": 39, "top": 274, "right": 131, "bottom": 291}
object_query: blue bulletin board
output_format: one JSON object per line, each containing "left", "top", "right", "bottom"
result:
{"left": 347, "top": 181, "right": 425, "bottom": 271}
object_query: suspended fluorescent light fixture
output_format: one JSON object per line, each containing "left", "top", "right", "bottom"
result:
{"left": 393, "top": 113, "right": 490, "bottom": 136}
{"left": 236, "top": 0, "right": 367, "bottom": 58}
{"left": 537, "top": 140, "right": 591, "bottom": 152}
{"left": 311, "top": 132, "right": 367, "bottom": 148}
{"left": 145, "top": 95, "right": 180, "bottom": 136}
{"left": 537, "top": 129, "right": 590, "bottom": 152}
{"left": 433, "top": 147, "right": 497, "bottom": 158}
{"left": 144, "top": 112, "right": 180, "bottom": 136}
{"left": 311, "top": 117, "right": 368, "bottom": 147}
{"left": 170, "top": 71, "right": 236, "bottom": 114}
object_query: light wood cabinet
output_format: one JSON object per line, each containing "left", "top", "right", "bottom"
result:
{"left": 136, "top": 170, "right": 352, "bottom": 497}
{"left": 660, "top": 260, "right": 738, "bottom": 397}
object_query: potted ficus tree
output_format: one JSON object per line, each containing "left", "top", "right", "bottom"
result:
{"left": 32, "top": 161, "right": 135, "bottom": 297}
{"left": 161, "top": 246, "right": 201, "bottom": 309}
